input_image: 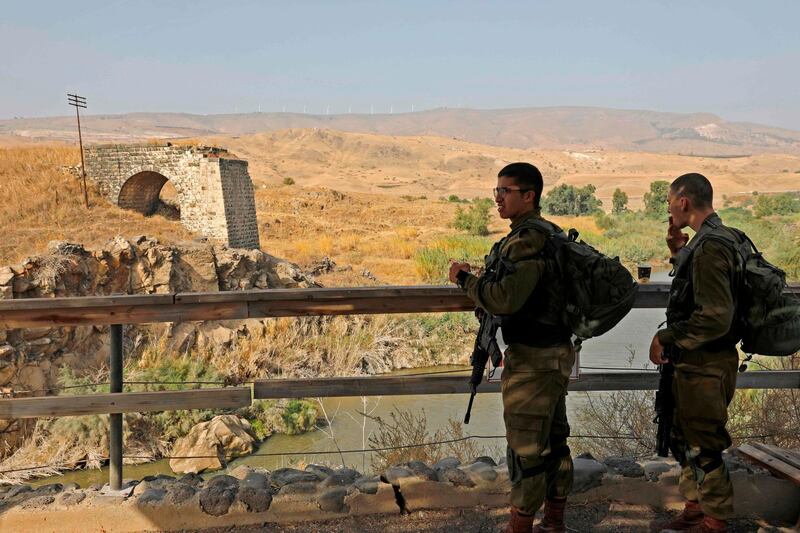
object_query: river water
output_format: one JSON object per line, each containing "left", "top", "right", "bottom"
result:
{"left": 31, "top": 274, "right": 670, "bottom": 487}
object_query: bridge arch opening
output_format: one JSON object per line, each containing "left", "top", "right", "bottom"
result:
{"left": 118, "top": 171, "right": 179, "bottom": 219}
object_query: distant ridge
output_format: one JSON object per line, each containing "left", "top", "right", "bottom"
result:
{"left": 2, "top": 106, "right": 799, "bottom": 155}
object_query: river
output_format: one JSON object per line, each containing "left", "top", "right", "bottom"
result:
{"left": 30, "top": 274, "right": 670, "bottom": 487}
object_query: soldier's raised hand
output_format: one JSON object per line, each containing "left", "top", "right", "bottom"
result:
{"left": 666, "top": 216, "right": 689, "bottom": 256}
{"left": 448, "top": 261, "right": 471, "bottom": 284}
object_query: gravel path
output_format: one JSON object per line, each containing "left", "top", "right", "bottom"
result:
{"left": 200, "top": 503, "right": 777, "bottom": 533}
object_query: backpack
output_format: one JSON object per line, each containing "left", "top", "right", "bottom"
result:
{"left": 523, "top": 219, "right": 639, "bottom": 339}
{"left": 682, "top": 221, "right": 800, "bottom": 356}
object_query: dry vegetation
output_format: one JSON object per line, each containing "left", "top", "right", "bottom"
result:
{"left": 0, "top": 145, "right": 193, "bottom": 266}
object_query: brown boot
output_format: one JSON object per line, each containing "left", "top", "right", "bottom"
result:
{"left": 683, "top": 516, "right": 727, "bottom": 533}
{"left": 533, "top": 497, "right": 567, "bottom": 533}
{"left": 504, "top": 507, "right": 535, "bottom": 533}
{"left": 658, "top": 500, "right": 704, "bottom": 531}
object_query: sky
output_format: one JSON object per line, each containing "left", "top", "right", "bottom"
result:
{"left": 2, "top": 0, "right": 800, "bottom": 130}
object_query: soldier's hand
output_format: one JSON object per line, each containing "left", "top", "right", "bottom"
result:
{"left": 448, "top": 261, "right": 471, "bottom": 284}
{"left": 666, "top": 216, "right": 689, "bottom": 255}
{"left": 649, "top": 334, "right": 667, "bottom": 365}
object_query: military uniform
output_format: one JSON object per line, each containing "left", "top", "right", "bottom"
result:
{"left": 457, "top": 208, "right": 574, "bottom": 514}
{"left": 657, "top": 213, "right": 739, "bottom": 521}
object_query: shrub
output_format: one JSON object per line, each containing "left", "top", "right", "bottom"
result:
{"left": 282, "top": 399, "right": 319, "bottom": 435}
{"left": 594, "top": 210, "right": 616, "bottom": 230}
{"left": 753, "top": 193, "right": 800, "bottom": 217}
{"left": 282, "top": 177, "right": 295, "bottom": 185}
{"left": 367, "top": 408, "right": 496, "bottom": 472}
{"left": 453, "top": 202, "right": 490, "bottom": 236}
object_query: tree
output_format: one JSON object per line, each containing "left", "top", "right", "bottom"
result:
{"left": 612, "top": 188, "right": 628, "bottom": 215}
{"left": 643, "top": 180, "right": 670, "bottom": 218}
{"left": 543, "top": 184, "right": 602, "bottom": 216}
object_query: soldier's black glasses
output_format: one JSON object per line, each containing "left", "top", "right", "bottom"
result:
{"left": 493, "top": 187, "right": 531, "bottom": 198}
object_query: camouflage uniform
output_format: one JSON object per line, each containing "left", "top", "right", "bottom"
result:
{"left": 657, "top": 213, "right": 739, "bottom": 520}
{"left": 458, "top": 208, "right": 574, "bottom": 514}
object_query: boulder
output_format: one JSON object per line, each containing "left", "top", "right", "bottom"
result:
{"left": 271, "top": 468, "right": 320, "bottom": 487}
{"left": 573, "top": 457, "right": 607, "bottom": 493}
{"left": 432, "top": 457, "right": 461, "bottom": 471}
{"left": 136, "top": 488, "right": 167, "bottom": 506}
{"left": 603, "top": 456, "right": 645, "bottom": 478}
{"left": 57, "top": 491, "right": 86, "bottom": 507}
{"left": 642, "top": 459, "right": 677, "bottom": 481}
{"left": 241, "top": 472, "right": 270, "bottom": 490}
{"left": 318, "top": 486, "right": 349, "bottom": 513}
{"left": 169, "top": 415, "right": 257, "bottom": 474}
{"left": 305, "top": 464, "right": 335, "bottom": 481}
{"left": 382, "top": 466, "right": 414, "bottom": 485}
{"left": 237, "top": 486, "right": 272, "bottom": 512}
{"left": 321, "top": 468, "right": 361, "bottom": 487}
{"left": 437, "top": 468, "right": 476, "bottom": 488}
{"left": 402, "top": 461, "right": 438, "bottom": 481}
{"left": 354, "top": 476, "right": 380, "bottom": 495}
{"left": 165, "top": 482, "right": 196, "bottom": 505}
{"left": 199, "top": 479, "right": 238, "bottom": 516}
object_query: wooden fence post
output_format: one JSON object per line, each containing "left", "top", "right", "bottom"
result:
{"left": 109, "top": 324, "right": 123, "bottom": 490}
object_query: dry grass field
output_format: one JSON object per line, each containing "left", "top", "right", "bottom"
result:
{"left": 1, "top": 130, "right": 798, "bottom": 285}
{"left": 196, "top": 129, "right": 800, "bottom": 210}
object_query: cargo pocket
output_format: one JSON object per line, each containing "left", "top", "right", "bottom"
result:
{"left": 502, "top": 370, "right": 561, "bottom": 458}
{"left": 675, "top": 368, "right": 728, "bottom": 445}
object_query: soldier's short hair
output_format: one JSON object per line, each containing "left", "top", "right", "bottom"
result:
{"left": 498, "top": 162, "right": 544, "bottom": 208}
{"left": 671, "top": 172, "right": 713, "bottom": 208}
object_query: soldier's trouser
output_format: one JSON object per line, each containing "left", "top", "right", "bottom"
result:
{"left": 672, "top": 348, "right": 738, "bottom": 520}
{"left": 502, "top": 343, "right": 575, "bottom": 515}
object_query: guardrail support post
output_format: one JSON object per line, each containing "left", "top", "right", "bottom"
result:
{"left": 109, "top": 324, "right": 123, "bottom": 490}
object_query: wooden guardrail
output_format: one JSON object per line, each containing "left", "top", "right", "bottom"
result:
{"left": 0, "top": 283, "right": 678, "bottom": 328}
{"left": 0, "top": 282, "right": 798, "bottom": 488}
{"left": 252, "top": 370, "right": 800, "bottom": 399}
{"left": 0, "top": 387, "right": 251, "bottom": 418}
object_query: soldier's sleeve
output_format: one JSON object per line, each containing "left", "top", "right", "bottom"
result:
{"left": 460, "top": 228, "right": 547, "bottom": 315}
{"left": 657, "top": 239, "right": 736, "bottom": 350}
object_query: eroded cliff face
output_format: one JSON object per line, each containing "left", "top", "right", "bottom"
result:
{"left": 0, "top": 236, "right": 315, "bottom": 454}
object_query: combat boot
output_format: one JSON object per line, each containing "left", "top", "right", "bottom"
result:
{"left": 504, "top": 507, "right": 535, "bottom": 533}
{"left": 682, "top": 516, "right": 727, "bottom": 533}
{"left": 658, "top": 500, "right": 703, "bottom": 531}
{"left": 533, "top": 497, "right": 566, "bottom": 533}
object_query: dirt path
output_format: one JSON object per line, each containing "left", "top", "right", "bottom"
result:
{"left": 200, "top": 503, "right": 776, "bottom": 533}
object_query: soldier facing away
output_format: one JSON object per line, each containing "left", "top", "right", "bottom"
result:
{"left": 650, "top": 173, "right": 740, "bottom": 533}
{"left": 449, "top": 162, "right": 574, "bottom": 533}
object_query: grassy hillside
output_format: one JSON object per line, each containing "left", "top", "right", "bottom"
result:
{"left": 0, "top": 146, "right": 194, "bottom": 266}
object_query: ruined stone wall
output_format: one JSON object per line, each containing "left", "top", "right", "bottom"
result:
{"left": 84, "top": 144, "right": 260, "bottom": 249}
{"left": 219, "top": 159, "right": 260, "bottom": 249}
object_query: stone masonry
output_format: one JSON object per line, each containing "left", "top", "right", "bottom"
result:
{"left": 84, "top": 144, "right": 260, "bottom": 249}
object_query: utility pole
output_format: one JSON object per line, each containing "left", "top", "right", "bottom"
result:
{"left": 67, "top": 93, "right": 89, "bottom": 208}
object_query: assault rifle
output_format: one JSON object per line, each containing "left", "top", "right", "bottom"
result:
{"left": 654, "top": 345, "right": 679, "bottom": 457}
{"left": 464, "top": 310, "right": 502, "bottom": 424}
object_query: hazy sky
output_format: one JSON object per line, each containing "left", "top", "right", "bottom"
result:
{"left": 2, "top": 1, "right": 799, "bottom": 129}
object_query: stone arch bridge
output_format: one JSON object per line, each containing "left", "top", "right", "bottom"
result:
{"left": 84, "top": 144, "right": 260, "bottom": 249}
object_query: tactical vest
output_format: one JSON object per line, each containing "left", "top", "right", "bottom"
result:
{"left": 666, "top": 214, "right": 744, "bottom": 351}
{"left": 480, "top": 218, "right": 572, "bottom": 347}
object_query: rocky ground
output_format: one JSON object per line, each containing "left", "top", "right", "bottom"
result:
{"left": 0, "top": 452, "right": 796, "bottom": 532}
